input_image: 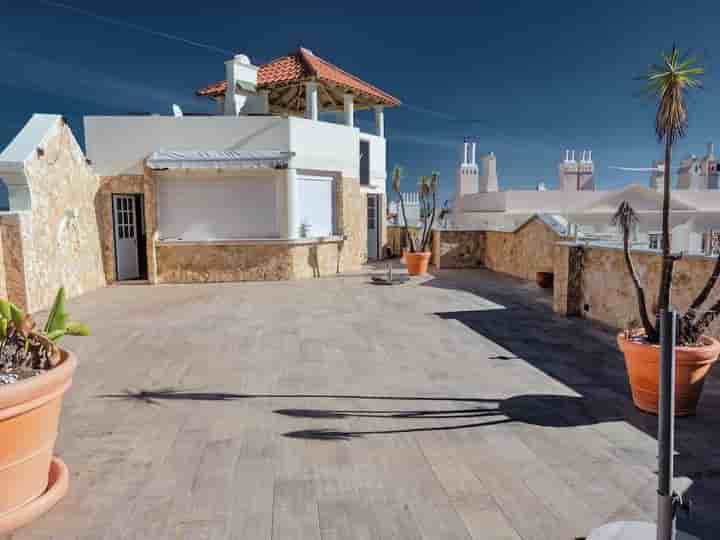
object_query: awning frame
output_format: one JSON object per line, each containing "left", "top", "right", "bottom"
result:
{"left": 146, "top": 150, "right": 295, "bottom": 170}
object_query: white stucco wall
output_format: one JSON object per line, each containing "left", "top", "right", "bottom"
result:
{"left": 84, "top": 115, "right": 387, "bottom": 188}
{"left": 84, "top": 116, "right": 291, "bottom": 177}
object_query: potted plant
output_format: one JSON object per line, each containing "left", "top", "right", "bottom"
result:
{"left": 0, "top": 288, "right": 88, "bottom": 534}
{"left": 391, "top": 166, "right": 438, "bottom": 276}
{"left": 615, "top": 46, "right": 717, "bottom": 416}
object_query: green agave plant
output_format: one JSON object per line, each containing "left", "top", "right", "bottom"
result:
{"left": 0, "top": 288, "right": 89, "bottom": 372}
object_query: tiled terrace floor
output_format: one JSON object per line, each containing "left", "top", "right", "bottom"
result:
{"left": 5, "top": 267, "right": 720, "bottom": 539}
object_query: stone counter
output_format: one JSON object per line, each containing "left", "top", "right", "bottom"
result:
{"left": 155, "top": 238, "right": 346, "bottom": 283}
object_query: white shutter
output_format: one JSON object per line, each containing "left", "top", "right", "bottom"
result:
{"left": 158, "top": 176, "right": 277, "bottom": 240}
{"left": 297, "top": 175, "right": 334, "bottom": 237}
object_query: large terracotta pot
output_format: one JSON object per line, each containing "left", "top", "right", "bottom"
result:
{"left": 617, "top": 333, "right": 719, "bottom": 416}
{"left": 0, "top": 350, "right": 76, "bottom": 534}
{"left": 405, "top": 252, "right": 432, "bottom": 276}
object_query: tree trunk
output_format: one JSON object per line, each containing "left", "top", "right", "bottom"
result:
{"left": 623, "top": 227, "right": 658, "bottom": 341}
{"left": 657, "top": 136, "right": 673, "bottom": 319}
{"left": 679, "top": 250, "right": 720, "bottom": 342}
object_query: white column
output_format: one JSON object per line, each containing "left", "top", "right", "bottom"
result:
{"left": 285, "top": 168, "right": 300, "bottom": 239}
{"left": 305, "top": 81, "right": 319, "bottom": 121}
{"left": 374, "top": 105, "right": 385, "bottom": 137}
{"left": 343, "top": 93, "right": 354, "bottom": 127}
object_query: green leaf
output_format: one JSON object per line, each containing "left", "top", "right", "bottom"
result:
{"left": 44, "top": 288, "right": 67, "bottom": 334}
{"left": 10, "top": 303, "right": 25, "bottom": 327}
{"left": 65, "top": 322, "right": 90, "bottom": 337}
{"left": 46, "top": 329, "right": 66, "bottom": 342}
{"left": 0, "top": 299, "right": 10, "bottom": 321}
{"left": 0, "top": 318, "right": 7, "bottom": 339}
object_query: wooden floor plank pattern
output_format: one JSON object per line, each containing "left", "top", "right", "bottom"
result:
{"left": 4, "top": 267, "right": 719, "bottom": 539}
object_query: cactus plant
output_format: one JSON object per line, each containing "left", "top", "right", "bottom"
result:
{"left": 0, "top": 288, "right": 89, "bottom": 381}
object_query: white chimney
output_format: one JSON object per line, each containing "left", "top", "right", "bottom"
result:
{"left": 224, "top": 54, "right": 258, "bottom": 116}
{"left": 463, "top": 142, "right": 469, "bottom": 164}
{"left": 565, "top": 149, "right": 570, "bottom": 162}
{"left": 471, "top": 142, "right": 477, "bottom": 164}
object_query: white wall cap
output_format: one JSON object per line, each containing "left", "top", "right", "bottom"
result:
{"left": 0, "top": 113, "right": 62, "bottom": 168}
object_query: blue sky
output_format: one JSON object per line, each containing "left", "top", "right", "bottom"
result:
{"left": 1, "top": 1, "right": 719, "bottom": 204}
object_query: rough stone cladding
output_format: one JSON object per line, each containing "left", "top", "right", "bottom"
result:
{"left": 155, "top": 241, "right": 344, "bottom": 283}
{"left": 435, "top": 230, "right": 486, "bottom": 268}
{"left": 337, "top": 177, "right": 367, "bottom": 270}
{"left": 569, "top": 245, "right": 720, "bottom": 337}
{"left": 484, "top": 219, "right": 560, "bottom": 281}
{"left": 96, "top": 173, "right": 157, "bottom": 283}
{"left": 0, "top": 214, "right": 27, "bottom": 308}
{"left": 18, "top": 120, "right": 105, "bottom": 312}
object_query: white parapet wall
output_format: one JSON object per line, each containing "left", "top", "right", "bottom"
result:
{"left": 84, "top": 115, "right": 386, "bottom": 191}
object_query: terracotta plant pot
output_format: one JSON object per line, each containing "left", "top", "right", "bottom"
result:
{"left": 617, "top": 333, "right": 720, "bottom": 416}
{"left": 405, "top": 252, "right": 432, "bottom": 276}
{"left": 0, "top": 350, "right": 76, "bottom": 534}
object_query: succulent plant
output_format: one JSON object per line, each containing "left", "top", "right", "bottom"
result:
{"left": 0, "top": 288, "right": 89, "bottom": 374}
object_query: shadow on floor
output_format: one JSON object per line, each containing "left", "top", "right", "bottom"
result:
{"left": 424, "top": 268, "right": 720, "bottom": 538}
{"left": 276, "top": 393, "right": 623, "bottom": 440}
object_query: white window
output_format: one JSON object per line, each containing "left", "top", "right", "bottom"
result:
{"left": 297, "top": 175, "right": 335, "bottom": 238}
{"left": 157, "top": 176, "right": 278, "bottom": 241}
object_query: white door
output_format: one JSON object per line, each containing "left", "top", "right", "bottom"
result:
{"left": 113, "top": 195, "right": 140, "bottom": 281}
{"left": 367, "top": 194, "right": 379, "bottom": 259}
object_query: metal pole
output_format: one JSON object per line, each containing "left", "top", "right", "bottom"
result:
{"left": 657, "top": 308, "right": 677, "bottom": 540}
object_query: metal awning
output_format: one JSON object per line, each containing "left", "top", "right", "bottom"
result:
{"left": 146, "top": 150, "right": 295, "bottom": 170}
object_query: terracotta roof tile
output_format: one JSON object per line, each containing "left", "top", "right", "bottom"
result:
{"left": 197, "top": 48, "right": 400, "bottom": 107}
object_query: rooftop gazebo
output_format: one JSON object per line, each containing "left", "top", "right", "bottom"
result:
{"left": 196, "top": 47, "right": 401, "bottom": 136}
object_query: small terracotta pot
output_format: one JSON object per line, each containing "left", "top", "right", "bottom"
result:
{"left": 536, "top": 272, "right": 554, "bottom": 289}
{"left": 0, "top": 350, "right": 76, "bottom": 534}
{"left": 617, "top": 333, "right": 720, "bottom": 416}
{"left": 405, "top": 252, "right": 432, "bottom": 276}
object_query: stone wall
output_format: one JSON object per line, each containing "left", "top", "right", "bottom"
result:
{"left": 155, "top": 240, "right": 344, "bottom": 283}
{"left": 484, "top": 219, "right": 559, "bottom": 281}
{"left": 96, "top": 172, "right": 158, "bottom": 283}
{"left": 389, "top": 218, "right": 560, "bottom": 280}
{"left": 16, "top": 120, "right": 105, "bottom": 312}
{"left": 554, "top": 243, "right": 720, "bottom": 337}
{"left": 337, "top": 177, "right": 366, "bottom": 270}
{"left": 434, "top": 230, "right": 485, "bottom": 268}
{"left": 0, "top": 214, "right": 26, "bottom": 308}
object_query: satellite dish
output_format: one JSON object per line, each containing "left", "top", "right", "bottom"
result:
{"left": 172, "top": 104, "right": 183, "bottom": 117}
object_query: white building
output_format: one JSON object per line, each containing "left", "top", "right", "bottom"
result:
{"left": 84, "top": 47, "right": 401, "bottom": 282}
{"left": 451, "top": 143, "right": 720, "bottom": 254}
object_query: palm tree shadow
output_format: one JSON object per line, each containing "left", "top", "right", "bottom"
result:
{"left": 277, "top": 394, "right": 621, "bottom": 440}
{"left": 100, "top": 389, "right": 617, "bottom": 440}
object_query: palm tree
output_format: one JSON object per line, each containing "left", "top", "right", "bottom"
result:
{"left": 646, "top": 46, "right": 703, "bottom": 320}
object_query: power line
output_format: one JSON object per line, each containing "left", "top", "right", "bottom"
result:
{"left": 38, "top": 0, "right": 234, "bottom": 56}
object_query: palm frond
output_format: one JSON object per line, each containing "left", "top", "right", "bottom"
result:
{"left": 641, "top": 45, "right": 704, "bottom": 145}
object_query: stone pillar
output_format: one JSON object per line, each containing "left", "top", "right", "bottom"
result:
{"left": 374, "top": 106, "right": 385, "bottom": 137}
{"left": 305, "top": 82, "right": 319, "bottom": 121}
{"left": 285, "top": 168, "right": 300, "bottom": 239}
{"left": 432, "top": 229, "right": 441, "bottom": 269}
{"left": 343, "top": 94, "right": 354, "bottom": 127}
{"left": 553, "top": 243, "right": 584, "bottom": 317}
